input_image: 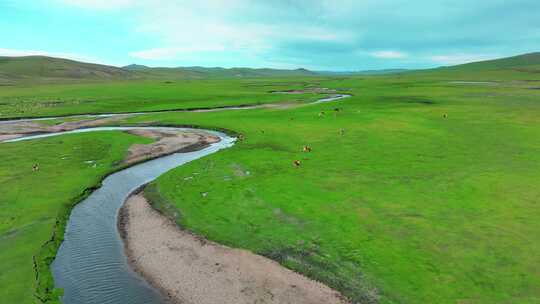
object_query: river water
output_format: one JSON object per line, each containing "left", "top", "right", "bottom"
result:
{"left": 18, "top": 127, "right": 234, "bottom": 304}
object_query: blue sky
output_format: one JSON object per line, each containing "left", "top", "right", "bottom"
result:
{"left": 1, "top": 0, "right": 539, "bottom": 70}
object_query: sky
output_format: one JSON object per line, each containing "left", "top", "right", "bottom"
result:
{"left": 1, "top": 0, "right": 539, "bottom": 71}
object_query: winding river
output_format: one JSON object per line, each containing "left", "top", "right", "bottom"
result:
{"left": 0, "top": 94, "right": 351, "bottom": 124}
{"left": 10, "top": 127, "right": 234, "bottom": 304}
{"left": 0, "top": 94, "right": 350, "bottom": 304}
{"left": 52, "top": 130, "right": 234, "bottom": 304}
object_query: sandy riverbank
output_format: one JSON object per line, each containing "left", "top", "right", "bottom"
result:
{"left": 123, "top": 129, "right": 220, "bottom": 165}
{"left": 0, "top": 115, "right": 131, "bottom": 139}
{"left": 119, "top": 194, "right": 350, "bottom": 304}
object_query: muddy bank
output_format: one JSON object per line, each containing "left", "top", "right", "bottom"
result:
{"left": 448, "top": 81, "right": 498, "bottom": 85}
{"left": 0, "top": 93, "right": 351, "bottom": 124}
{"left": 0, "top": 134, "right": 21, "bottom": 141}
{"left": 0, "top": 114, "right": 131, "bottom": 140}
{"left": 123, "top": 129, "right": 220, "bottom": 165}
{"left": 119, "top": 194, "right": 349, "bottom": 304}
{"left": 269, "top": 87, "right": 338, "bottom": 94}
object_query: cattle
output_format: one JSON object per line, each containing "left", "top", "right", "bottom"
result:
{"left": 303, "top": 146, "right": 312, "bottom": 152}
{"left": 293, "top": 160, "right": 301, "bottom": 167}
{"left": 32, "top": 164, "right": 39, "bottom": 171}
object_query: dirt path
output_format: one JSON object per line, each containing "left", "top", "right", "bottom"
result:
{"left": 119, "top": 194, "right": 350, "bottom": 304}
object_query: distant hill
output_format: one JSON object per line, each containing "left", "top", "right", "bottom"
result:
{"left": 1, "top": 52, "right": 539, "bottom": 84}
{"left": 122, "top": 64, "right": 149, "bottom": 71}
{"left": 122, "top": 64, "right": 317, "bottom": 78}
{"left": 0, "top": 56, "right": 137, "bottom": 82}
{"left": 421, "top": 52, "right": 540, "bottom": 79}
{"left": 318, "top": 69, "right": 410, "bottom": 76}
{"left": 319, "top": 53, "right": 540, "bottom": 76}
{"left": 441, "top": 52, "right": 540, "bottom": 71}
{"left": 0, "top": 56, "right": 316, "bottom": 83}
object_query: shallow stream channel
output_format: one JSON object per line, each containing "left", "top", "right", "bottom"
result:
{"left": 9, "top": 127, "right": 235, "bottom": 304}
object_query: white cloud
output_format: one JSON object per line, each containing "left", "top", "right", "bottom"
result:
{"left": 124, "top": 1, "right": 353, "bottom": 62}
{"left": 371, "top": 50, "right": 408, "bottom": 59}
{"left": 40, "top": 0, "right": 540, "bottom": 69}
{"left": 428, "top": 53, "right": 498, "bottom": 65}
{"left": 130, "top": 46, "right": 226, "bottom": 60}
{"left": 59, "top": 0, "right": 135, "bottom": 10}
{"left": 55, "top": 0, "right": 356, "bottom": 66}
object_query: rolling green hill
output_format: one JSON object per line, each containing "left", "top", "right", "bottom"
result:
{"left": 123, "top": 64, "right": 317, "bottom": 78}
{"left": 443, "top": 52, "right": 540, "bottom": 71}
{"left": 0, "top": 56, "right": 317, "bottom": 83}
{"left": 419, "top": 52, "right": 540, "bottom": 80}
{"left": 1, "top": 52, "right": 539, "bottom": 85}
{"left": 0, "top": 56, "right": 138, "bottom": 82}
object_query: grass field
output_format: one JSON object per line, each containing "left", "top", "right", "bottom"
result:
{"left": 0, "top": 78, "right": 331, "bottom": 119}
{"left": 1, "top": 57, "right": 539, "bottom": 303}
{"left": 0, "top": 132, "right": 152, "bottom": 303}
{"left": 126, "top": 75, "right": 540, "bottom": 303}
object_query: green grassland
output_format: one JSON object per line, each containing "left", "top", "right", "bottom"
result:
{"left": 125, "top": 74, "right": 540, "bottom": 303}
{"left": 0, "top": 78, "right": 333, "bottom": 119}
{"left": 0, "top": 132, "right": 153, "bottom": 303}
{"left": 1, "top": 53, "right": 540, "bottom": 303}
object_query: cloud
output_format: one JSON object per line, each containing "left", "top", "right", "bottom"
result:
{"left": 123, "top": 1, "right": 355, "bottom": 64}
{"left": 44, "top": 0, "right": 540, "bottom": 69}
{"left": 428, "top": 53, "right": 499, "bottom": 65}
{"left": 59, "top": 0, "right": 135, "bottom": 9}
{"left": 130, "top": 46, "right": 226, "bottom": 60}
{"left": 371, "top": 51, "right": 408, "bottom": 59}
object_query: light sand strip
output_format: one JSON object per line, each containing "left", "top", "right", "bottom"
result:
{"left": 119, "top": 194, "right": 350, "bottom": 304}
